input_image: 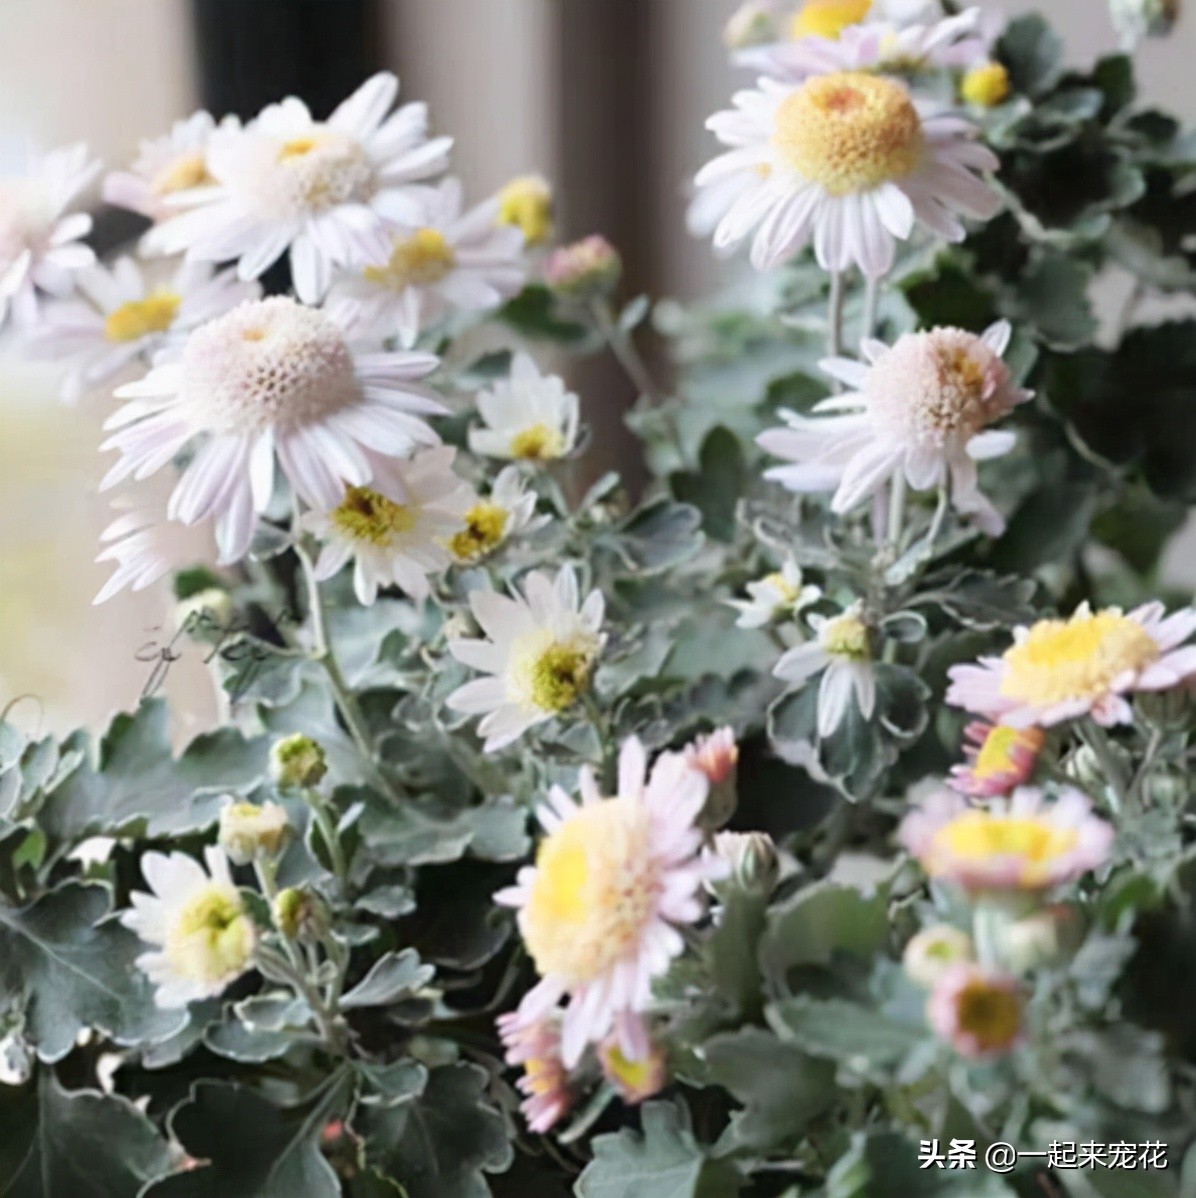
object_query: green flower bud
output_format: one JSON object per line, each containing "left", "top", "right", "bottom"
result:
{"left": 270, "top": 734, "right": 328, "bottom": 789}
{"left": 174, "top": 587, "right": 232, "bottom": 633}
{"left": 713, "top": 831, "right": 779, "bottom": 895}
{"left": 273, "top": 886, "right": 329, "bottom": 942}
{"left": 543, "top": 235, "right": 621, "bottom": 300}
{"left": 903, "top": 924, "right": 974, "bottom": 988}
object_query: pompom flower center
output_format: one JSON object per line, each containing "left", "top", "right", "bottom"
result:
{"left": 178, "top": 296, "right": 362, "bottom": 436}
{"left": 954, "top": 977, "right": 1021, "bottom": 1053}
{"left": 961, "top": 63, "right": 1011, "bottom": 108}
{"left": 522, "top": 797, "right": 658, "bottom": 983}
{"left": 497, "top": 176, "right": 553, "bottom": 245}
{"left": 510, "top": 422, "right": 565, "bottom": 461}
{"left": 448, "top": 501, "right": 509, "bottom": 561}
{"left": 999, "top": 609, "right": 1160, "bottom": 708}
{"left": 152, "top": 152, "right": 212, "bottom": 196}
{"left": 363, "top": 228, "right": 456, "bottom": 290}
{"left": 821, "top": 611, "right": 871, "bottom": 660}
{"left": 165, "top": 883, "right": 254, "bottom": 986}
{"left": 789, "top": 0, "right": 873, "bottom": 40}
{"left": 772, "top": 72, "right": 923, "bottom": 194}
{"left": 508, "top": 630, "right": 598, "bottom": 714}
{"left": 104, "top": 290, "right": 181, "bottom": 342}
{"left": 330, "top": 485, "right": 417, "bottom": 546}
{"left": 972, "top": 725, "right": 1043, "bottom": 781}
{"left": 932, "top": 813, "right": 1079, "bottom": 870}
{"left": 241, "top": 126, "right": 374, "bottom": 220}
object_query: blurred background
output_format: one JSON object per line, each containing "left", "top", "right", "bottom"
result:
{"left": 1, "top": 0, "right": 1193, "bottom": 737}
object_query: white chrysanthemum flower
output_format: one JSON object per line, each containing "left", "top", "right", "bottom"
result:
{"left": 302, "top": 446, "right": 471, "bottom": 605}
{"left": 758, "top": 321, "right": 1030, "bottom": 534}
{"left": 496, "top": 737, "right": 724, "bottom": 1065}
{"left": 102, "top": 111, "right": 228, "bottom": 224}
{"left": 694, "top": 71, "right": 1000, "bottom": 277}
{"left": 446, "top": 465, "right": 545, "bottom": 565}
{"left": 774, "top": 601, "right": 876, "bottom": 736}
{"left": 100, "top": 295, "right": 447, "bottom": 564}
{"left": 120, "top": 846, "right": 256, "bottom": 1008}
{"left": 218, "top": 799, "right": 290, "bottom": 865}
{"left": 0, "top": 143, "right": 100, "bottom": 328}
{"left": 144, "top": 73, "right": 453, "bottom": 303}
{"left": 326, "top": 176, "right": 526, "bottom": 347}
{"left": 468, "top": 352, "right": 580, "bottom": 463}
{"left": 24, "top": 257, "right": 257, "bottom": 403}
{"left": 447, "top": 565, "right": 605, "bottom": 752}
{"left": 728, "top": 559, "right": 822, "bottom": 628}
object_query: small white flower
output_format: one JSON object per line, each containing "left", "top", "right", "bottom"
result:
{"left": 303, "top": 446, "right": 471, "bottom": 605}
{"left": 100, "top": 295, "right": 448, "bottom": 565}
{"left": 0, "top": 143, "right": 100, "bottom": 328}
{"left": 468, "top": 352, "right": 580, "bottom": 463}
{"left": 144, "top": 73, "right": 453, "bottom": 303}
{"left": 447, "top": 465, "right": 545, "bottom": 565}
{"left": 728, "top": 559, "right": 822, "bottom": 628}
{"left": 447, "top": 565, "right": 605, "bottom": 752}
{"left": 774, "top": 601, "right": 876, "bottom": 737}
{"left": 327, "top": 176, "right": 526, "bottom": 346}
{"left": 218, "top": 799, "right": 290, "bottom": 865}
{"left": 120, "top": 846, "right": 256, "bottom": 1008}
{"left": 24, "top": 257, "right": 257, "bottom": 403}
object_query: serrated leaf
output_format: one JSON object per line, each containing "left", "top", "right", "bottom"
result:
{"left": 767, "top": 996, "right": 925, "bottom": 1076}
{"left": 670, "top": 427, "right": 745, "bottom": 544}
{"left": 340, "top": 949, "right": 434, "bottom": 1010}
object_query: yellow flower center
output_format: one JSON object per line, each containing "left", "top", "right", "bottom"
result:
{"left": 151, "top": 152, "right": 212, "bottom": 196}
{"left": 330, "top": 486, "right": 417, "bottom": 546}
{"left": 496, "top": 175, "right": 553, "bottom": 246}
{"left": 279, "top": 135, "right": 322, "bottom": 160}
{"left": 972, "top": 725, "right": 1042, "bottom": 780}
{"left": 510, "top": 422, "right": 565, "bottom": 461}
{"left": 933, "top": 813, "right": 1078, "bottom": 883}
{"left": 961, "top": 62, "right": 1011, "bottom": 108}
{"left": 104, "top": 290, "right": 182, "bottom": 342}
{"left": 448, "top": 501, "right": 509, "bottom": 562}
{"left": 999, "top": 609, "right": 1160, "bottom": 709}
{"left": 508, "top": 631, "right": 597, "bottom": 714}
{"left": 362, "top": 227, "right": 456, "bottom": 290}
{"left": 764, "top": 571, "right": 800, "bottom": 602}
{"left": 524, "top": 1057, "right": 562, "bottom": 1095}
{"left": 954, "top": 978, "right": 1021, "bottom": 1053}
{"left": 821, "top": 612, "right": 871, "bottom": 660}
{"left": 602, "top": 1044, "right": 658, "bottom": 1093}
{"left": 165, "top": 883, "right": 254, "bottom": 986}
{"left": 772, "top": 71, "right": 923, "bottom": 194}
{"left": 522, "top": 797, "right": 657, "bottom": 984}
{"left": 789, "top": 0, "right": 873, "bottom": 40}
{"left": 268, "top": 127, "right": 374, "bottom": 214}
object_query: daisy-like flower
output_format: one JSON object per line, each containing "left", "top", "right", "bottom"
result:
{"left": 144, "top": 73, "right": 453, "bottom": 303}
{"left": 446, "top": 465, "right": 543, "bottom": 565}
{"left": 302, "top": 446, "right": 470, "bottom": 605}
{"left": 496, "top": 1011, "right": 574, "bottom": 1133}
{"left": 102, "top": 111, "right": 227, "bottom": 223}
{"left": 600, "top": 1037, "right": 668, "bottom": 1105}
{"left": 325, "top": 177, "right": 526, "bottom": 347}
{"left": 694, "top": 70, "right": 1000, "bottom": 277}
{"left": 949, "top": 722, "right": 1043, "bottom": 798}
{"left": 25, "top": 257, "right": 257, "bottom": 403}
{"left": 946, "top": 601, "right": 1196, "bottom": 729}
{"left": 927, "top": 964, "right": 1022, "bottom": 1060}
{"left": 495, "top": 737, "right": 722, "bottom": 1064}
{"left": 774, "top": 601, "right": 876, "bottom": 737}
{"left": 728, "top": 559, "right": 822, "bottom": 628}
{"left": 0, "top": 143, "right": 100, "bottom": 328}
{"left": 468, "top": 352, "right": 580, "bottom": 463}
{"left": 120, "top": 846, "right": 256, "bottom": 1009}
{"left": 447, "top": 565, "right": 605, "bottom": 752}
{"left": 899, "top": 786, "right": 1114, "bottom": 893}
{"left": 758, "top": 321, "right": 1030, "bottom": 534}
{"left": 100, "top": 295, "right": 447, "bottom": 564}
{"left": 218, "top": 799, "right": 290, "bottom": 865}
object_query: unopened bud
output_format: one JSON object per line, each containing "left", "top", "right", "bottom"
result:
{"left": 218, "top": 799, "right": 290, "bottom": 865}
{"left": 270, "top": 734, "right": 328, "bottom": 789}
{"left": 1109, "top": 0, "right": 1180, "bottom": 47}
{"left": 599, "top": 1038, "right": 667, "bottom": 1104}
{"left": 543, "top": 235, "right": 621, "bottom": 300}
{"left": 713, "top": 831, "right": 779, "bottom": 894}
{"left": 1002, "top": 906, "right": 1080, "bottom": 972}
{"left": 273, "top": 886, "right": 329, "bottom": 941}
{"left": 174, "top": 587, "right": 232, "bottom": 633}
{"left": 903, "top": 925, "right": 974, "bottom": 988}
{"left": 723, "top": 0, "right": 780, "bottom": 48}
{"left": 960, "top": 62, "right": 1010, "bottom": 108}
{"left": 495, "top": 174, "right": 553, "bottom": 246}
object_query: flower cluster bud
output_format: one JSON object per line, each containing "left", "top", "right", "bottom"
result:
{"left": 269, "top": 733, "right": 328, "bottom": 789}
{"left": 543, "top": 235, "right": 621, "bottom": 300}
{"left": 218, "top": 799, "right": 291, "bottom": 865}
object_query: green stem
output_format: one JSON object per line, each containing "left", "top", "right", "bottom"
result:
{"left": 305, "top": 787, "right": 348, "bottom": 886}
{"left": 1128, "top": 725, "right": 1164, "bottom": 808}
{"left": 255, "top": 944, "right": 347, "bottom": 1054}
{"left": 886, "top": 472, "right": 908, "bottom": 554}
{"left": 826, "top": 270, "right": 845, "bottom": 361}
{"left": 581, "top": 691, "right": 616, "bottom": 788}
{"left": 1078, "top": 721, "right": 1130, "bottom": 816}
{"left": 254, "top": 858, "right": 306, "bottom": 974}
{"left": 860, "top": 273, "right": 881, "bottom": 347}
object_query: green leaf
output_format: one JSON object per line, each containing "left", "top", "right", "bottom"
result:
{"left": 600, "top": 500, "right": 704, "bottom": 575}
{"left": 767, "top": 996, "right": 925, "bottom": 1077}
{"left": 339, "top": 949, "right": 434, "bottom": 1011}
{"left": 497, "top": 285, "right": 590, "bottom": 344}
{"left": 826, "top": 1132, "right": 1016, "bottom": 1198}
{"left": 142, "top": 1074, "right": 354, "bottom": 1197}
{"left": 0, "top": 882, "right": 183, "bottom": 1063}
{"left": 1014, "top": 252, "right": 1097, "bottom": 350}
{"left": 669, "top": 427, "right": 745, "bottom": 544}
{"left": 577, "top": 1100, "right": 742, "bottom": 1198}
{"left": 0, "top": 1072, "right": 171, "bottom": 1198}
{"left": 999, "top": 15, "right": 1064, "bottom": 97}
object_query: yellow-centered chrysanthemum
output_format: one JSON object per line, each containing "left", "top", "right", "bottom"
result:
{"left": 469, "top": 352, "right": 580, "bottom": 463}
{"left": 928, "top": 965, "right": 1022, "bottom": 1059}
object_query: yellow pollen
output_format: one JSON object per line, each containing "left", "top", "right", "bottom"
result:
{"left": 973, "top": 725, "right": 1042, "bottom": 780}
{"left": 151, "top": 152, "right": 211, "bottom": 196}
{"left": 523, "top": 1057, "right": 560, "bottom": 1095}
{"left": 523, "top": 798, "right": 657, "bottom": 984}
{"left": 822, "top": 612, "right": 871, "bottom": 660}
{"left": 764, "top": 571, "right": 800, "bottom": 602}
{"left": 279, "top": 135, "right": 322, "bottom": 160}
{"left": 496, "top": 176, "right": 553, "bottom": 246}
{"left": 954, "top": 978, "right": 1021, "bottom": 1053}
{"left": 772, "top": 71, "right": 923, "bottom": 194}
{"left": 933, "top": 813, "right": 1078, "bottom": 884}
{"left": 999, "top": 609, "right": 1160, "bottom": 709}
{"left": 330, "top": 485, "right": 417, "bottom": 547}
{"left": 789, "top": 0, "right": 873, "bottom": 40}
{"left": 961, "top": 62, "right": 1011, "bottom": 108}
{"left": 510, "top": 422, "right": 565, "bottom": 461}
{"left": 363, "top": 228, "right": 456, "bottom": 290}
{"left": 165, "top": 884, "right": 254, "bottom": 985}
{"left": 448, "top": 501, "right": 509, "bottom": 562}
{"left": 104, "top": 290, "right": 182, "bottom": 342}
{"left": 511, "top": 636, "right": 594, "bottom": 713}
{"left": 603, "top": 1045, "right": 656, "bottom": 1092}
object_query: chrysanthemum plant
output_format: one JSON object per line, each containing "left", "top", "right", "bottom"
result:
{"left": 2, "top": 4, "right": 1195, "bottom": 1195}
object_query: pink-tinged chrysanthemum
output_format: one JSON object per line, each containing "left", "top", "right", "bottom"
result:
{"left": 24, "top": 257, "right": 257, "bottom": 403}
{"left": 326, "top": 176, "right": 526, "bottom": 347}
{"left": 946, "top": 601, "right": 1196, "bottom": 729}
{"left": 949, "top": 722, "right": 1043, "bottom": 797}
{"left": 495, "top": 738, "right": 723, "bottom": 1065}
{"left": 144, "top": 73, "right": 453, "bottom": 303}
{"left": 0, "top": 143, "right": 100, "bottom": 329}
{"left": 899, "top": 786, "right": 1113, "bottom": 893}
{"left": 496, "top": 1010, "right": 574, "bottom": 1133}
{"left": 758, "top": 322, "right": 1030, "bottom": 534}
{"left": 599, "top": 1036, "right": 668, "bottom": 1104}
{"left": 683, "top": 727, "right": 739, "bottom": 786}
{"left": 927, "top": 964, "right": 1022, "bottom": 1060}
{"left": 694, "top": 71, "right": 999, "bottom": 277}
{"left": 100, "top": 295, "right": 447, "bottom": 564}
{"left": 102, "top": 111, "right": 229, "bottom": 224}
